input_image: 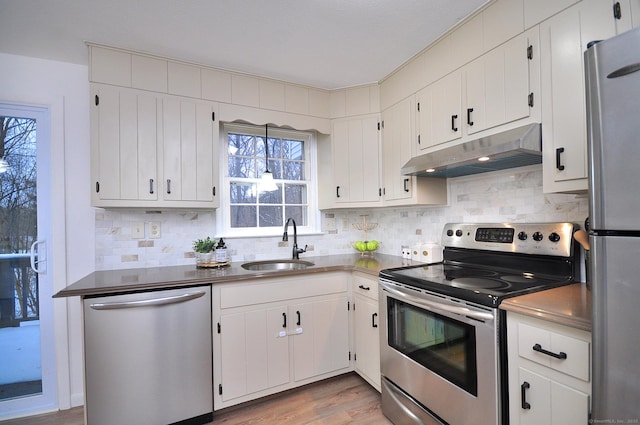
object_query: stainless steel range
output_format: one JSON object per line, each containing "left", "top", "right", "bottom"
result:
{"left": 379, "top": 223, "right": 580, "bottom": 425}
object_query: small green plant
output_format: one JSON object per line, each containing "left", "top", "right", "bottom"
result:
{"left": 193, "top": 236, "right": 217, "bottom": 253}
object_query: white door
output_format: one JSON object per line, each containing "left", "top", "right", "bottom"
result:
{"left": 0, "top": 104, "right": 56, "bottom": 418}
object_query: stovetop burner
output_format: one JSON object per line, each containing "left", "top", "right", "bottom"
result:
{"left": 380, "top": 222, "right": 580, "bottom": 307}
{"left": 450, "top": 277, "right": 511, "bottom": 290}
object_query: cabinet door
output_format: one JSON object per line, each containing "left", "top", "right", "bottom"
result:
{"left": 331, "top": 115, "right": 381, "bottom": 204}
{"left": 162, "top": 97, "right": 218, "bottom": 204}
{"left": 541, "top": 0, "right": 617, "bottom": 192}
{"left": 381, "top": 97, "right": 414, "bottom": 201}
{"left": 354, "top": 295, "right": 381, "bottom": 390}
{"left": 291, "top": 296, "right": 350, "bottom": 382}
{"left": 464, "top": 57, "right": 487, "bottom": 135}
{"left": 91, "top": 85, "right": 158, "bottom": 203}
{"left": 432, "top": 70, "right": 462, "bottom": 145}
{"left": 611, "top": 0, "right": 640, "bottom": 33}
{"left": 416, "top": 85, "right": 434, "bottom": 151}
{"left": 219, "top": 306, "right": 289, "bottom": 402}
{"left": 517, "top": 368, "right": 589, "bottom": 425}
{"left": 331, "top": 119, "right": 351, "bottom": 202}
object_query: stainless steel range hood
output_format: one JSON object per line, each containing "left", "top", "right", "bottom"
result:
{"left": 401, "top": 123, "right": 542, "bottom": 178}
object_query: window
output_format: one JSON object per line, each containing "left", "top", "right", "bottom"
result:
{"left": 221, "top": 123, "right": 318, "bottom": 237}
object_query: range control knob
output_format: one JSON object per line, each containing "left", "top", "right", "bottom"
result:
{"left": 532, "top": 231, "right": 544, "bottom": 242}
{"left": 517, "top": 231, "right": 528, "bottom": 241}
{"left": 548, "top": 232, "right": 561, "bottom": 243}
{"left": 446, "top": 229, "right": 454, "bottom": 237}
{"left": 455, "top": 229, "right": 463, "bottom": 237}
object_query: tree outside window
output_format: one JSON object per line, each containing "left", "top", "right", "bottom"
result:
{"left": 224, "top": 123, "right": 313, "bottom": 235}
{"left": 0, "top": 116, "right": 38, "bottom": 325}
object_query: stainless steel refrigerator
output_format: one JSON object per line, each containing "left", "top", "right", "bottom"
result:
{"left": 585, "top": 26, "right": 640, "bottom": 423}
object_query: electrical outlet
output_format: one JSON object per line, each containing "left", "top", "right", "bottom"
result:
{"left": 149, "top": 222, "right": 161, "bottom": 239}
{"left": 132, "top": 222, "right": 145, "bottom": 239}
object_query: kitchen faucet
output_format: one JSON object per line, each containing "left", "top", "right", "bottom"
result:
{"left": 282, "top": 218, "right": 307, "bottom": 259}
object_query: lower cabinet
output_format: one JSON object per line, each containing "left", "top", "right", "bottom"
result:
{"left": 212, "top": 273, "right": 351, "bottom": 409}
{"left": 352, "top": 272, "right": 381, "bottom": 391}
{"left": 507, "top": 311, "right": 591, "bottom": 425}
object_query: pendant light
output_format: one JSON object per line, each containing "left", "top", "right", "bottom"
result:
{"left": 259, "top": 124, "right": 278, "bottom": 192}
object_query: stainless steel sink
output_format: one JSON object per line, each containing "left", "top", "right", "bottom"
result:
{"left": 241, "top": 259, "right": 315, "bottom": 271}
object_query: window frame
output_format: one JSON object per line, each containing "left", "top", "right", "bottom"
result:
{"left": 219, "top": 122, "right": 319, "bottom": 238}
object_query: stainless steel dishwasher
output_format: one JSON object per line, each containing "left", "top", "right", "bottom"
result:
{"left": 83, "top": 286, "right": 213, "bottom": 425}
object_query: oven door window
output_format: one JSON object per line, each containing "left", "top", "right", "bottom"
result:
{"left": 387, "top": 297, "right": 478, "bottom": 396}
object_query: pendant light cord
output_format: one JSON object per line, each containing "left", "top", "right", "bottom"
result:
{"left": 264, "top": 124, "right": 271, "bottom": 173}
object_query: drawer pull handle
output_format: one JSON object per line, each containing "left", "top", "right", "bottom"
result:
{"left": 296, "top": 310, "right": 301, "bottom": 326}
{"left": 533, "top": 343, "right": 567, "bottom": 359}
{"left": 521, "top": 381, "right": 531, "bottom": 410}
{"left": 282, "top": 312, "right": 287, "bottom": 328}
{"left": 358, "top": 284, "right": 370, "bottom": 291}
{"left": 372, "top": 312, "right": 378, "bottom": 328}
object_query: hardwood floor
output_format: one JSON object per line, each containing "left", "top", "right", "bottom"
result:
{"left": 1, "top": 373, "right": 392, "bottom": 425}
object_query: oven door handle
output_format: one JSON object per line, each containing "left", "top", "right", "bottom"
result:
{"left": 381, "top": 282, "right": 495, "bottom": 322}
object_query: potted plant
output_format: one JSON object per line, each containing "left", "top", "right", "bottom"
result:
{"left": 193, "top": 236, "right": 216, "bottom": 265}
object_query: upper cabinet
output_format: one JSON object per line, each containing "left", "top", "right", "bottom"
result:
{"left": 540, "top": 0, "right": 622, "bottom": 193}
{"left": 381, "top": 97, "right": 448, "bottom": 206}
{"left": 162, "top": 97, "right": 219, "bottom": 205}
{"left": 91, "top": 83, "right": 220, "bottom": 208}
{"left": 331, "top": 114, "right": 382, "bottom": 206}
{"left": 415, "top": 68, "right": 464, "bottom": 151}
{"left": 90, "top": 85, "right": 159, "bottom": 203}
{"left": 465, "top": 28, "right": 539, "bottom": 136}
{"left": 416, "top": 28, "right": 541, "bottom": 154}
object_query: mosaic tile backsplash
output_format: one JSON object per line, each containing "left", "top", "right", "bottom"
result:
{"left": 94, "top": 165, "right": 589, "bottom": 270}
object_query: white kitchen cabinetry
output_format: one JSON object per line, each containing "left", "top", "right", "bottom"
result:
{"left": 465, "top": 29, "right": 539, "bottom": 136}
{"left": 381, "top": 97, "right": 447, "bottom": 206}
{"left": 352, "top": 273, "right": 381, "bottom": 392}
{"left": 507, "top": 312, "right": 591, "bottom": 425}
{"left": 162, "top": 97, "right": 219, "bottom": 205}
{"left": 90, "top": 84, "right": 158, "bottom": 203}
{"left": 417, "top": 29, "right": 539, "bottom": 152}
{"left": 540, "top": 0, "right": 619, "bottom": 193}
{"left": 415, "top": 71, "right": 462, "bottom": 151}
{"left": 212, "top": 273, "right": 350, "bottom": 409}
{"left": 331, "top": 114, "right": 381, "bottom": 206}
{"left": 90, "top": 83, "right": 220, "bottom": 208}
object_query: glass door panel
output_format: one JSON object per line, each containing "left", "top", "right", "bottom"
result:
{"left": 0, "top": 105, "right": 56, "bottom": 418}
{"left": 387, "top": 297, "right": 478, "bottom": 396}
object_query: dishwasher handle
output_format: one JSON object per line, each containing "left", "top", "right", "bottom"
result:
{"left": 89, "top": 291, "right": 206, "bottom": 310}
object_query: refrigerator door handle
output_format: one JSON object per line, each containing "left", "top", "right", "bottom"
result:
{"left": 607, "top": 63, "right": 640, "bottom": 79}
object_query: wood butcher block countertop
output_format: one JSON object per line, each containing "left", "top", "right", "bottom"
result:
{"left": 500, "top": 283, "right": 591, "bottom": 331}
{"left": 54, "top": 253, "right": 414, "bottom": 298}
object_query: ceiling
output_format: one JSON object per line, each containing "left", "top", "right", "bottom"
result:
{"left": 0, "top": 0, "right": 490, "bottom": 90}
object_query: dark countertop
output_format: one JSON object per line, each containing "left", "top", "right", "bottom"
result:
{"left": 500, "top": 283, "right": 591, "bottom": 331}
{"left": 54, "top": 253, "right": 415, "bottom": 298}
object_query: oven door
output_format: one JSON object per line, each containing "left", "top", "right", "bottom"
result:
{"left": 379, "top": 279, "right": 501, "bottom": 425}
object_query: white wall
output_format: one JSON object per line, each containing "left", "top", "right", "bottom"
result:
{"left": 0, "top": 52, "right": 93, "bottom": 408}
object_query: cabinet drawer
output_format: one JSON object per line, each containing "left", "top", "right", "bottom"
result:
{"left": 352, "top": 273, "right": 378, "bottom": 301}
{"left": 518, "top": 322, "right": 590, "bottom": 381}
